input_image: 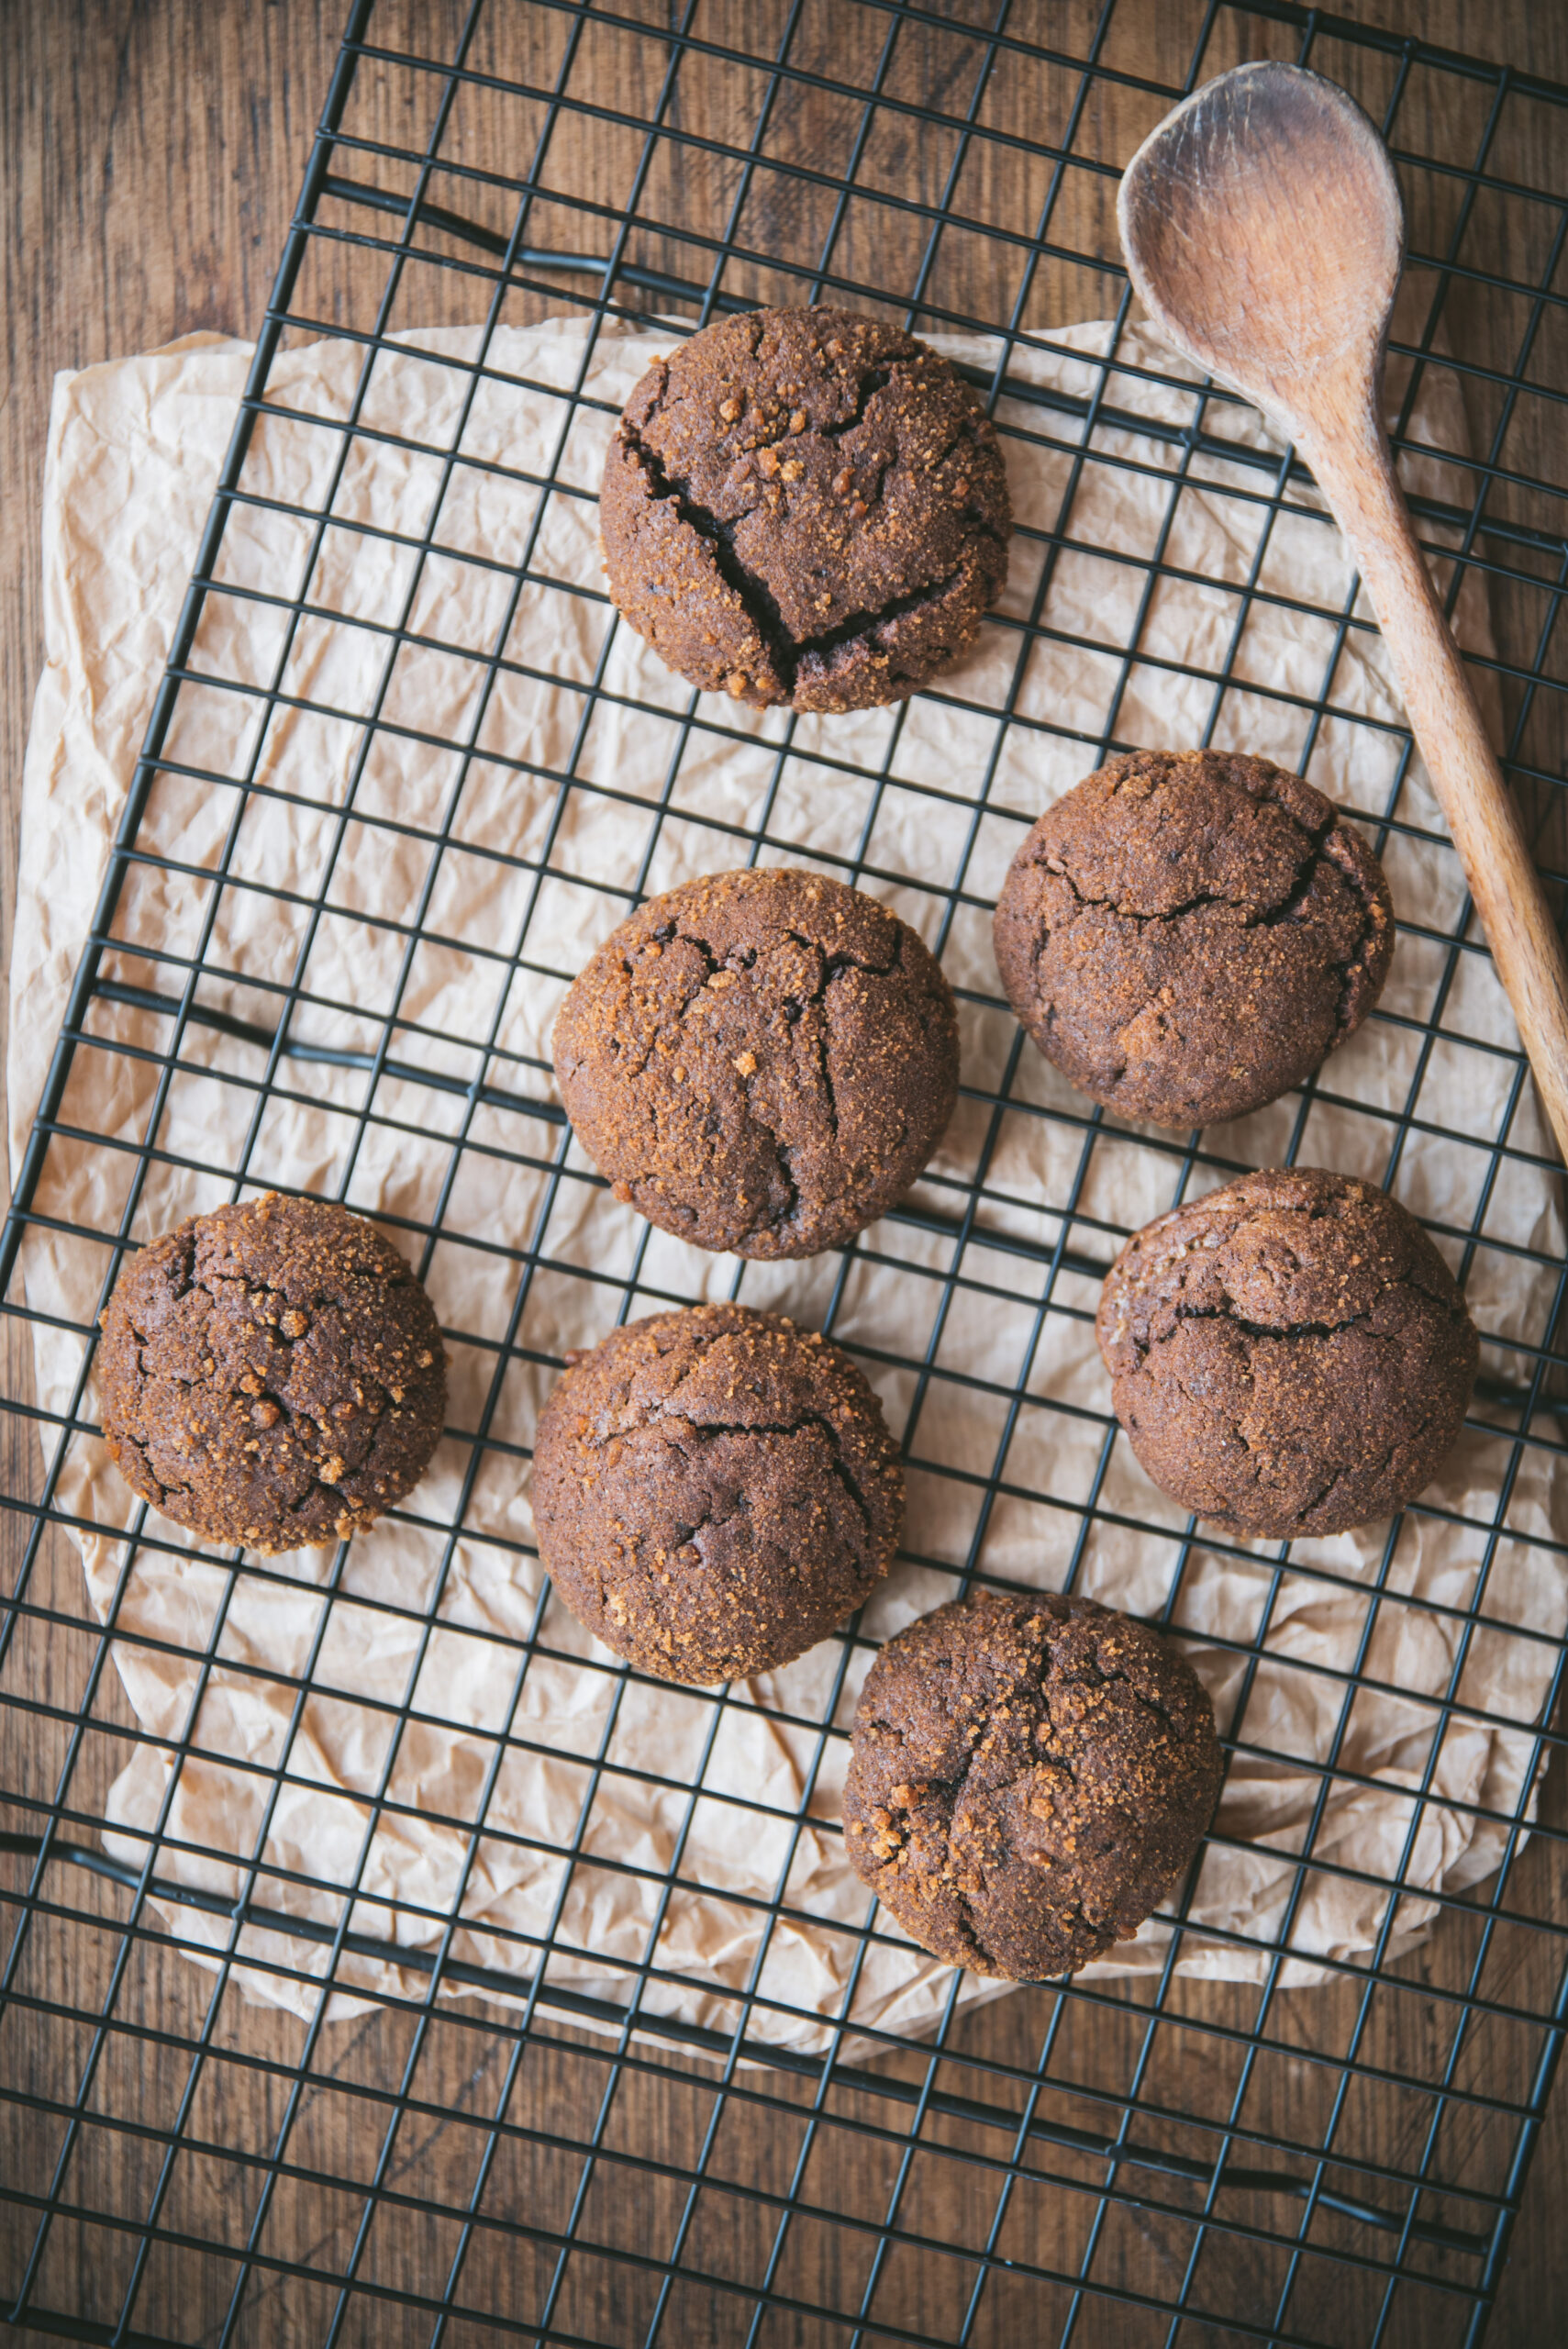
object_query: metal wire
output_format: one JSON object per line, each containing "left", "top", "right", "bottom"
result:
{"left": 4, "top": 2, "right": 1568, "bottom": 2343}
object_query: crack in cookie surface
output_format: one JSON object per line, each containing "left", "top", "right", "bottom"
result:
{"left": 994, "top": 749, "right": 1395, "bottom": 1130}
{"left": 532, "top": 1303, "right": 904, "bottom": 1685}
{"left": 552, "top": 867, "right": 959, "bottom": 1260}
{"left": 97, "top": 1193, "right": 448, "bottom": 1553}
{"left": 1095, "top": 1168, "right": 1478, "bottom": 1541}
{"left": 843, "top": 1589, "right": 1222, "bottom": 1980}
{"left": 600, "top": 306, "right": 1011, "bottom": 714}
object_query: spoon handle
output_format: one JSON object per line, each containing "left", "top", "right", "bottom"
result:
{"left": 1302, "top": 402, "right": 1568, "bottom": 1164}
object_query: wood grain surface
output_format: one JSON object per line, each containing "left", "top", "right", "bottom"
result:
{"left": 4, "top": 6, "right": 1567, "bottom": 2346}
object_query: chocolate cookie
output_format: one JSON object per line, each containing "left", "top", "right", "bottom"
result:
{"left": 844, "top": 1588, "right": 1221, "bottom": 1980}
{"left": 97, "top": 1193, "right": 448, "bottom": 1553}
{"left": 552, "top": 866, "right": 959, "bottom": 1259}
{"left": 532, "top": 1304, "right": 903, "bottom": 1684}
{"left": 1096, "top": 1168, "right": 1479, "bottom": 1540}
{"left": 600, "top": 306, "right": 1011, "bottom": 713}
{"left": 993, "top": 749, "right": 1395, "bottom": 1129}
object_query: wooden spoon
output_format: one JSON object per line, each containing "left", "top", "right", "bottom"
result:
{"left": 1118, "top": 60, "right": 1568, "bottom": 1161}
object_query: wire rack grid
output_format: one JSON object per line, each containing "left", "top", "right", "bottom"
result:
{"left": 4, "top": 0, "right": 1568, "bottom": 2343}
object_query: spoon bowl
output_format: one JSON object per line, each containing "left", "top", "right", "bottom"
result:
{"left": 1119, "top": 63, "right": 1403, "bottom": 427}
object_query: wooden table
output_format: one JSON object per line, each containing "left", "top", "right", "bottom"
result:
{"left": 4, "top": 5, "right": 1565, "bottom": 2343}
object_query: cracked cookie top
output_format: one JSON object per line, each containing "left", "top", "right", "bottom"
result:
{"left": 844, "top": 1589, "right": 1221, "bottom": 1980}
{"left": 599, "top": 306, "right": 1011, "bottom": 713}
{"left": 552, "top": 867, "right": 960, "bottom": 1260}
{"left": 1096, "top": 1168, "right": 1479, "bottom": 1541}
{"left": 993, "top": 749, "right": 1395, "bottom": 1129}
{"left": 97, "top": 1193, "right": 448, "bottom": 1553}
{"left": 532, "top": 1303, "right": 903, "bottom": 1685}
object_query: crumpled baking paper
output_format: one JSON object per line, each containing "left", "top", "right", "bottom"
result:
{"left": 9, "top": 311, "right": 1565, "bottom": 2054}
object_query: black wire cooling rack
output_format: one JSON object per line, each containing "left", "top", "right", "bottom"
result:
{"left": 6, "top": 2, "right": 1568, "bottom": 2343}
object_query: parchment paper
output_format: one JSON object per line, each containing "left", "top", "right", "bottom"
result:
{"left": 10, "top": 313, "right": 1566, "bottom": 2054}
